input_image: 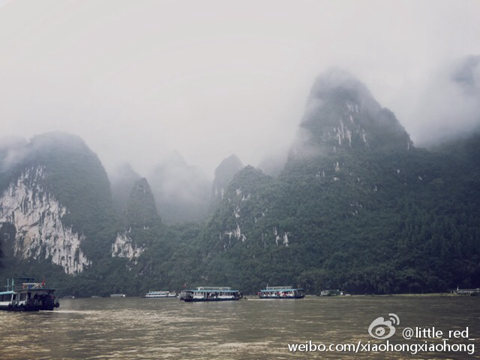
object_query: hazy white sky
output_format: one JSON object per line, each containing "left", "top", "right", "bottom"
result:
{"left": 1, "top": 0, "right": 479, "bottom": 176}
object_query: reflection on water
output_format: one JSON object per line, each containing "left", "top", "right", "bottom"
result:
{"left": 0, "top": 296, "right": 478, "bottom": 359}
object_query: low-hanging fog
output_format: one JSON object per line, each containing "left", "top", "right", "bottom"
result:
{"left": 1, "top": 0, "right": 479, "bottom": 179}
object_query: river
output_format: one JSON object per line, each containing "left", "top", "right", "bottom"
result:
{"left": 0, "top": 296, "right": 478, "bottom": 359}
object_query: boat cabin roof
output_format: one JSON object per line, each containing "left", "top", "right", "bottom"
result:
{"left": 260, "top": 288, "right": 304, "bottom": 292}
{"left": 196, "top": 286, "right": 231, "bottom": 290}
{"left": 0, "top": 290, "right": 15, "bottom": 296}
{"left": 0, "top": 288, "right": 54, "bottom": 294}
{"left": 186, "top": 288, "right": 239, "bottom": 293}
{"left": 20, "top": 287, "right": 54, "bottom": 292}
{"left": 265, "top": 286, "right": 293, "bottom": 290}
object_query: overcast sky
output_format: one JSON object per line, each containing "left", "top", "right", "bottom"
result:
{"left": 1, "top": 0, "right": 479, "bottom": 177}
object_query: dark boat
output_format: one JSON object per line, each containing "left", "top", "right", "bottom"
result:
{"left": 0, "top": 278, "right": 60, "bottom": 311}
{"left": 258, "top": 286, "right": 305, "bottom": 299}
{"left": 180, "top": 287, "right": 242, "bottom": 302}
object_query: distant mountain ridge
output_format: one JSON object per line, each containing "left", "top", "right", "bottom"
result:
{"left": 1, "top": 68, "right": 479, "bottom": 296}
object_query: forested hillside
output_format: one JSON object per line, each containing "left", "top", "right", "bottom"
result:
{"left": 0, "top": 71, "right": 479, "bottom": 296}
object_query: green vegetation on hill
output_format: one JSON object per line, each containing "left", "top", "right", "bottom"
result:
{"left": 190, "top": 139, "right": 480, "bottom": 294}
{"left": 180, "top": 70, "right": 480, "bottom": 295}
{"left": 27, "top": 133, "right": 117, "bottom": 259}
{"left": 1, "top": 130, "right": 479, "bottom": 296}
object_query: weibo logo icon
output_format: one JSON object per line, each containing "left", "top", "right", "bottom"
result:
{"left": 368, "top": 313, "right": 400, "bottom": 339}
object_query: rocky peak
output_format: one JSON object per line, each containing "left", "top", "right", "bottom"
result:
{"left": 29, "top": 131, "right": 91, "bottom": 152}
{"left": 110, "top": 163, "right": 141, "bottom": 213}
{"left": 212, "top": 154, "right": 244, "bottom": 201}
{"left": 0, "top": 166, "right": 90, "bottom": 274}
{"left": 0, "top": 132, "right": 115, "bottom": 274}
{"left": 292, "top": 69, "right": 412, "bottom": 158}
{"left": 125, "top": 177, "right": 160, "bottom": 228}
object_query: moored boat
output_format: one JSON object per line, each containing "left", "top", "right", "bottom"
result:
{"left": 145, "top": 290, "right": 177, "bottom": 298}
{"left": 319, "top": 289, "right": 342, "bottom": 296}
{"left": 258, "top": 286, "right": 305, "bottom": 299}
{"left": 180, "top": 287, "right": 242, "bottom": 302}
{"left": 0, "top": 278, "right": 60, "bottom": 311}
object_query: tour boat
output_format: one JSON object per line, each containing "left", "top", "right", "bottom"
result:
{"left": 180, "top": 287, "right": 242, "bottom": 302}
{"left": 258, "top": 286, "right": 305, "bottom": 299}
{"left": 145, "top": 290, "right": 177, "bottom": 298}
{"left": 0, "top": 278, "right": 60, "bottom": 311}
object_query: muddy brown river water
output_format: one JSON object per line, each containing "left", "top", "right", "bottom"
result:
{"left": 0, "top": 295, "right": 478, "bottom": 359}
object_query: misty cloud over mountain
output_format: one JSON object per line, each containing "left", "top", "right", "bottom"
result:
{"left": 147, "top": 152, "right": 211, "bottom": 224}
{"left": 410, "top": 55, "right": 480, "bottom": 145}
{"left": 1, "top": 1, "right": 479, "bottom": 177}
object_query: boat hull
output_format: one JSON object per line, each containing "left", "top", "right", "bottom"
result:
{"left": 0, "top": 298, "right": 59, "bottom": 311}
{"left": 180, "top": 288, "right": 242, "bottom": 302}
{"left": 258, "top": 295, "right": 305, "bottom": 299}
{"left": 182, "top": 297, "right": 241, "bottom": 302}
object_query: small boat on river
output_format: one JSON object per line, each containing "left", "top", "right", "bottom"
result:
{"left": 110, "top": 293, "right": 126, "bottom": 298}
{"left": 180, "top": 287, "right": 242, "bottom": 302}
{"left": 145, "top": 290, "right": 177, "bottom": 298}
{"left": 258, "top": 286, "right": 305, "bottom": 299}
{"left": 0, "top": 278, "right": 60, "bottom": 311}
